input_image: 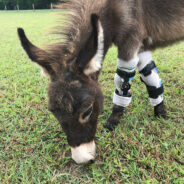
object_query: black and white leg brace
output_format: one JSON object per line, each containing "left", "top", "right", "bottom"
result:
{"left": 113, "top": 57, "right": 139, "bottom": 107}
{"left": 138, "top": 51, "right": 164, "bottom": 106}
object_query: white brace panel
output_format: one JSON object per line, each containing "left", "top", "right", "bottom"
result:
{"left": 113, "top": 91, "right": 132, "bottom": 107}
{"left": 117, "top": 56, "right": 139, "bottom": 72}
{"left": 137, "top": 51, "right": 153, "bottom": 71}
{"left": 114, "top": 73, "right": 124, "bottom": 95}
{"left": 150, "top": 96, "right": 164, "bottom": 107}
{"left": 141, "top": 70, "right": 161, "bottom": 88}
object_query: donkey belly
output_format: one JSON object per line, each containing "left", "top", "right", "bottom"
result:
{"left": 142, "top": 0, "right": 184, "bottom": 48}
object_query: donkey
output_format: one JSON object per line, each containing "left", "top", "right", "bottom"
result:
{"left": 18, "top": 0, "right": 184, "bottom": 164}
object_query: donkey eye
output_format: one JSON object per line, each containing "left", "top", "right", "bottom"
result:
{"left": 79, "top": 105, "right": 93, "bottom": 123}
{"left": 82, "top": 106, "right": 93, "bottom": 119}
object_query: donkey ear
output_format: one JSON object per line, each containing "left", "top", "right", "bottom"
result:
{"left": 17, "top": 28, "right": 56, "bottom": 76}
{"left": 84, "top": 14, "right": 104, "bottom": 76}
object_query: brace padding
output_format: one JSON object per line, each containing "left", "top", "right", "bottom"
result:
{"left": 118, "top": 57, "right": 139, "bottom": 72}
{"left": 138, "top": 51, "right": 152, "bottom": 71}
{"left": 139, "top": 61, "right": 156, "bottom": 77}
{"left": 113, "top": 90, "right": 132, "bottom": 107}
{"left": 150, "top": 96, "right": 164, "bottom": 107}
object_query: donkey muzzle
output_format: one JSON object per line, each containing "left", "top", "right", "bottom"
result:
{"left": 71, "top": 140, "right": 96, "bottom": 164}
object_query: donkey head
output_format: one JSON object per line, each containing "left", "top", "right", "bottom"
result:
{"left": 18, "top": 14, "right": 104, "bottom": 164}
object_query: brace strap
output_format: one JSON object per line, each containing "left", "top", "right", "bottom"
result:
{"left": 139, "top": 61, "right": 157, "bottom": 77}
{"left": 116, "top": 68, "right": 136, "bottom": 82}
{"left": 146, "top": 85, "right": 164, "bottom": 99}
{"left": 141, "top": 77, "right": 164, "bottom": 99}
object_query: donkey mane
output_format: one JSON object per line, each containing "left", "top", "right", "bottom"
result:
{"left": 48, "top": 0, "right": 107, "bottom": 63}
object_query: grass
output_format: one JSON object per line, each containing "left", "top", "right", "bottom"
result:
{"left": 0, "top": 10, "right": 184, "bottom": 184}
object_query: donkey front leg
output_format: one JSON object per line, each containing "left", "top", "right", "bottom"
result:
{"left": 137, "top": 51, "right": 167, "bottom": 118}
{"left": 105, "top": 55, "right": 139, "bottom": 130}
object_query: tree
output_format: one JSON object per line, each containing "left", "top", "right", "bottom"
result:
{"left": 1, "top": 0, "right": 16, "bottom": 10}
{"left": 0, "top": 0, "right": 59, "bottom": 10}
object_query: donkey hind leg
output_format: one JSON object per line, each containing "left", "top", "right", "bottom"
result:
{"left": 137, "top": 51, "right": 167, "bottom": 118}
{"left": 105, "top": 56, "right": 139, "bottom": 131}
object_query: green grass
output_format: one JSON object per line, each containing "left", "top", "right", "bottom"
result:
{"left": 1, "top": 10, "right": 184, "bottom": 184}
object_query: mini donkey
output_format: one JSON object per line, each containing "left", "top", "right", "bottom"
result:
{"left": 18, "top": 0, "right": 184, "bottom": 164}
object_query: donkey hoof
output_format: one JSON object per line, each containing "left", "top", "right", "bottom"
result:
{"left": 104, "top": 119, "right": 119, "bottom": 131}
{"left": 105, "top": 105, "right": 125, "bottom": 131}
{"left": 154, "top": 101, "right": 167, "bottom": 118}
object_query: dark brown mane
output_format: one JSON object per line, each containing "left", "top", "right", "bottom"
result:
{"left": 47, "top": 0, "right": 107, "bottom": 64}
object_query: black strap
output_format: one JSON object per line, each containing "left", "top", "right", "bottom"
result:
{"left": 146, "top": 85, "right": 164, "bottom": 99}
{"left": 140, "top": 77, "right": 164, "bottom": 99}
{"left": 139, "top": 61, "right": 156, "bottom": 77}
{"left": 116, "top": 68, "right": 136, "bottom": 81}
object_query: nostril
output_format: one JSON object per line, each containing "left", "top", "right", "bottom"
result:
{"left": 89, "top": 159, "right": 95, "bottom": 164}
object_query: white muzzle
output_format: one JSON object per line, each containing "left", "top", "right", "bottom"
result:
{"left": 71, "top": 140, "right": 96, "bottom": 164}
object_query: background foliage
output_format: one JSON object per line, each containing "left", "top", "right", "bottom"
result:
{"left": 0, "top": 0, "right": 60, "bottom": 10}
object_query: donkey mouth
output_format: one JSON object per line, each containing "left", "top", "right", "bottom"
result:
{"left": 71, "top": 140, "right": 96, "bottom": 164}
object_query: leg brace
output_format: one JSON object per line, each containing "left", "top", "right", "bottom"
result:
{"left": 138, "top": 51, "right": 164, "bottom": 106}
{"left": 113, "top": 57, "right": 139, "bottom": 107}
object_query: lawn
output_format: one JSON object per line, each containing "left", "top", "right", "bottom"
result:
{"left": 0, "top": 10, "right": 184, "bottom": 184}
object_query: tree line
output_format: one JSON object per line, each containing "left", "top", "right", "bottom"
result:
{"left": 0, "top": 0, "right": 61, "bottom": 10}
